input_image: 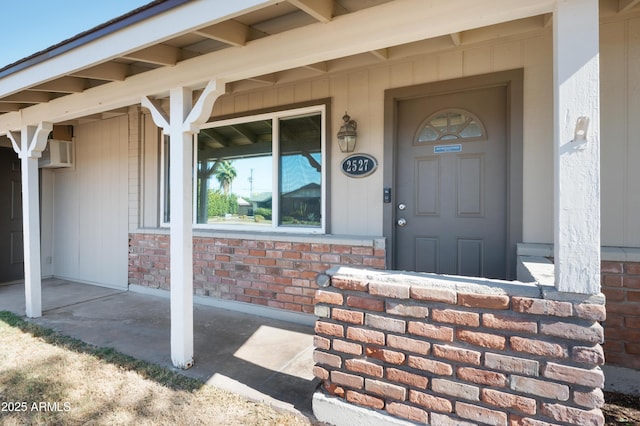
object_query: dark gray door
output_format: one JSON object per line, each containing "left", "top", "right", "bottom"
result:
{"left": 395, "top": 85, "right": 507, "bottom": 279}
{"left": 0, "top": 147, "right": 24, "bottom": 283}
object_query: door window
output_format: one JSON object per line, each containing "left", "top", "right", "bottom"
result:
{"left": 416, "top": 109, "right": 486, "bottom": 144}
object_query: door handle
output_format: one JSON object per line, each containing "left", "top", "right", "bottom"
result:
{"left": 397, "top": 218, "right": 407, "bottom": 227}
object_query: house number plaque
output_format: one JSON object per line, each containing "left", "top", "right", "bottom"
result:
{"left": 341, "top": 153, "right": 378, "bottom": 178}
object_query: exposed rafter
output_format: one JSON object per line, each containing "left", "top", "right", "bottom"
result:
{"left": 288, "top": 0, "right": 333, "bottom": 23}
{"left": 101, "top": 108, "right": 130, "bottom": 119}
{"left": 450, "top": 32, "right": 462, "bottom": 46}
{"left": 31, "top": 77, "right": 87, "bottom": 94}
{"left": 0, "top": 0, "right": 558, "bottom": 131}
{"left": 229, "top": 124, "right": 257, "bottom": 143}
{"left": 0, "top": 104, "right": 21, "bottom": 113}
{"left": 247, "top": 73, "right": 278, "bottom": 84}
{"left": 0, "top": 91, "right": 50, "bottom": 104}
{"left": 370, "top": 49, "right": 388, "bottom": 60}
{"left": 195, "top": 20, "right": 249, "bottom": 47}
{"left": 123, "top": 44, "right": 181, "bottom": 66}
{"left": 619, "top": 0, "right": 640, "bottom": 12}
{"left": 71, "top": 62, "right": 130, "bottom": 81}
{"left": 304, "top": 62, "right": 328, "bottom": 73}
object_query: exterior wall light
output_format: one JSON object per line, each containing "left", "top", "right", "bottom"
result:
{"left": 337, "top": 112, "right": 357, "bottom": 153}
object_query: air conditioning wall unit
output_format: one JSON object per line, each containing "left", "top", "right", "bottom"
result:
{"left": 39, "top": 139, "right": 73, "bottom": 169}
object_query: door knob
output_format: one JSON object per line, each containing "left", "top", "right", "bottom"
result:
{"left": 397, "top": 218, "right": 407, "bottom": 227}
{"left": 398, "top": 203, "right": 406, "bottom": 210}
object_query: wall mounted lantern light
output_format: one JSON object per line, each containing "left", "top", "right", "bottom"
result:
{"left": 337, "top": 112, "right": 357, "bottom": 153}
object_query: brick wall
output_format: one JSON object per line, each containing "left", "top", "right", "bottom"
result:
{"left": 128, "top": 232, "right": 385, "bottom": 314}
{"left": 313, "top": 267, "right": 606, "bottom": 426}
{"left": 601, "top": 260, "right": 640, "bottom": 369}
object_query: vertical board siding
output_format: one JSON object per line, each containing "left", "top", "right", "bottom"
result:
{"left": 627, "top": 17, "right": 640, "bottom": 246}
{"left": 54, "top": 116, "right": 129, "bottom": 288}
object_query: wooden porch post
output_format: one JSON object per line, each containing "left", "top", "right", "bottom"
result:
{"left": 7, "top": 122, "right": 53, "bottom": 318}
{"left": 553, "top": 0, "right": 601, "bottom": 294}
{"left": 142, "top": 80, "right": 225, "bottom": 369}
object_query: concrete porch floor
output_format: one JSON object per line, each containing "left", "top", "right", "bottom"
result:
{"left": 0, "top": 278, "right": 318, "bottom": 416}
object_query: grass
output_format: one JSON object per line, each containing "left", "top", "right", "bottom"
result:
{"left": 0, "top": 311, "right": 312, "bottom": 425}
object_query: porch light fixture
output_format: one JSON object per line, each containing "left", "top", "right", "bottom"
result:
{"left": 337, "top": 112, "right": 357, "bottom": 153}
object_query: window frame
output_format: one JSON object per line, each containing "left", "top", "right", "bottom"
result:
{"left": 159, "top": 103, "right": 327, "bottom": 233}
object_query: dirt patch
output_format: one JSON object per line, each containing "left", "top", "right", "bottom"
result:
{"left": 0, "top": 311, "right": 311, "bottom": 425}
{"left": 604, "top": 392, "right": 640, "bottom": 425}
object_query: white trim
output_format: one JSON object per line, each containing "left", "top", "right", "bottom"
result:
{"left": 128, "top": 284, "right": 316, "bottom": 326}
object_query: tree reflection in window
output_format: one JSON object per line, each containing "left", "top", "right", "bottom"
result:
{"left": 416, "top": 109, "right": 486, "bottom": 144}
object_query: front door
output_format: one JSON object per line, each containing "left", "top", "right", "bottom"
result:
{"left": 395, "top": 84, "right": 507, "bottom": 279}
{"left": 0, "top": 147, "right": 24, "bottom": 283}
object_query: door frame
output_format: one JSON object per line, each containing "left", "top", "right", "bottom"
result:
{"left": 383, "top": 69, "right": 523, "bottom": 279}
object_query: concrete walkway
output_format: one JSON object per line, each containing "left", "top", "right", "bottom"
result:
{"left": 0, "top": 278, "right": 318, "bottom": 416}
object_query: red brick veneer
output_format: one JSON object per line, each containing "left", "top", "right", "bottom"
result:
{"left": 601, "top": 260, "right": 640, "bottom": 369}
{"left": 314, "top": 268, "right": 606, "bottom": 426}
{"left": 128, "top": 233, "right": 385, "bottom": 314}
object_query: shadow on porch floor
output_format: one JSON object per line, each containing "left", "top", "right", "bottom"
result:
{"left": 0, "top": 278, "right": 318, "bottom": 415}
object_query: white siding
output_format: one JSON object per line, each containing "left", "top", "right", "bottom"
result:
{"left": 53, "top": 116, "right": 129, "bottom": 288}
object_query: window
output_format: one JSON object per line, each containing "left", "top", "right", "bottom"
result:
{"left": 415, "top": 108, "right": 486, "bottom": 144}
{"left": 163, "top": 104, "right": 327, "bottom": 232}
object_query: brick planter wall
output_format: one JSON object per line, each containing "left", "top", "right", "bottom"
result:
{"left": 313, "top": 267, "right": 606, "bottom": 426}
{"left": 128, "top": 232, "right": 385, "bottom": 314}
{"left": 601, "top": 260, "right": 640, "bottom": 369}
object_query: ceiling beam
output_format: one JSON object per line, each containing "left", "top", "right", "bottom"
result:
{"left": 122, "top": 44, "right": 181, "bottom": 66}
{"left": 195, "top": 20, "right": 249, "bottom": 46}
{"left": 31, "top": 77, "right": 87, "bottom": 93}
{"left": 288, "top": 0, "right": 333, "bottom": 23}
{"left": 71, "top": 62, "right": 130, "bottom": 81}
{"left": 619, "top": 0, "right": 640, "bottom": 12}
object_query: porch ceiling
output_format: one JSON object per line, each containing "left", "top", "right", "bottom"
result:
{"left": 0, "top": 0, "right": 636, "bottom": 131}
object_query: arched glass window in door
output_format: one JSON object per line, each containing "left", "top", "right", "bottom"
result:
{"left": 415, "top": 109, "right": 486, "bottom": 144}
